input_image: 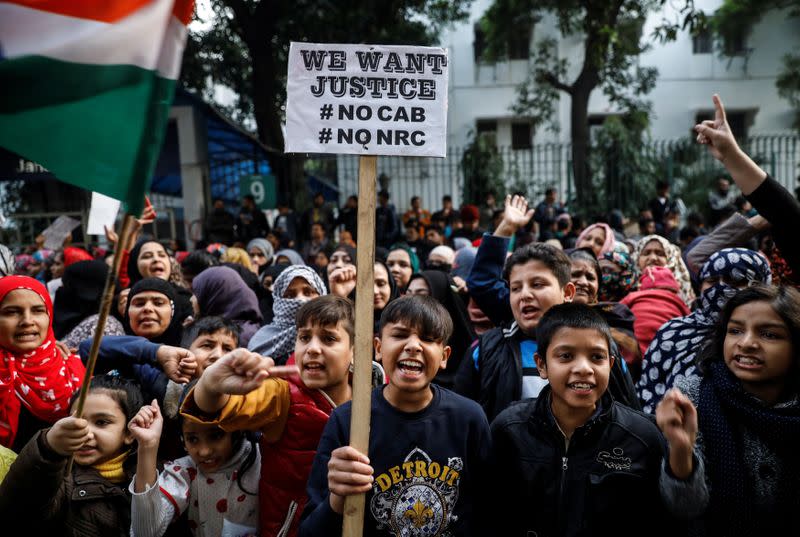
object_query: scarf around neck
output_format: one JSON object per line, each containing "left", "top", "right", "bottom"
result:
{"left": 632, "top": 235, "right": 695, "bottom": 306}
{"left": 0, "top": 276, "right": 85, "bottom": 448}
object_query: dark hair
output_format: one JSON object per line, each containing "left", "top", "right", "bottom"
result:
{"left": 679, "top": 226, "right": 700, "bottom": 243}
{"left": 69, "top": 373, "right": 145, "bottom": 424}
{"left": 442, "top": 195, "right": 452, "bottom": 202}
{"left": 545, "top": 187, "right": 556, "bottom": 196}
{"left": 378, "top": 190, "right": 390, "bottom": 199}
{"left": 656, "top": 180, "right": 669, "bottom": 191}
{"left": 243, "top": 194, "right": 255, "bottom": 202}
{"left": 411, "top": 196, "right": 420, "bottom": 204}
{"left": 535, "top": 303, "right": 612, "bottom": 362}
{"left": 379, "top": 295, "right": 453, "bottom": 344}
{"left": 181, "top": 250, "right": 219, "bottom": 277}
{"left": 638, "top": 217, "right": 654, "bottom": 229}
{"left": 503, "top": 243, "right": 571, "bottom": 286}
{"left": 296, "top": 295, "right": 355, "bottom": 345}
{"left": 177, "top": 380, "right": 259, "bottom": 495}
{"left": 568, "top": 248, "right": 601, "bottom": 281}
{"left": 181, "top": 316, "right": 240, "bottom": 349}
{"left": 697, "top": 285, "right": 800, "bottom": 388}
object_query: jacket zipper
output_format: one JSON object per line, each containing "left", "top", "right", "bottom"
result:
{"left": 276, "top": 501, "right": 299, "bottom": 537}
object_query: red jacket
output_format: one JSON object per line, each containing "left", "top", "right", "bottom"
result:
{"left": 260, "top": 375, "right": 335, "bottom": 537}
{"left": 621, "top": 289, "right": 690, "bottom": 356}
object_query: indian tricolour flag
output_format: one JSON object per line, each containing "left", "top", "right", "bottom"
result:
{"left": 0, "top": 0, "right": 193, "bottom": 215}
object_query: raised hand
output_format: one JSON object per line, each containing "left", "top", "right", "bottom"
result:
{"left": 128, "top": 399, "right": 164, "bottom": 450}
{"left": 656, "top": 388, "right": 698, "bottom": 479}
{"left": 156, "top": 345, "right": 197, "bottom": 384}
{"left": 328, "top": 265, "right": 357, "bottom": 298}
{"left": 694, "top": 94, "right": 739, "bottom": 163}
{"left": 327, "top": 446, "right": 374, "bottom": 514}
{"left": 45, "top": 415, "right": 92, "bottom": 457}
{"left": 200, "top": 348, "right": 275, "bottom": 396}
{"left": 494, "top": 194, "right": 535, "bottom": 237}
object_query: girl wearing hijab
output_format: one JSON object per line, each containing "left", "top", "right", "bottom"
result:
{"left": 327, "top": 259, "right": 399, "bottom": 336}
{"left": 124, "top": 278, "right": 187, "bottom": 347}
{"left": 326, "top": 245, "right": 356, "bottom": 290}
{"left": 192, "top": 266, "right": 263, "bottom": 348}
{"left": 0, "top": 275, "right": 85, "bottom": 450}
{"left": 632, "top": 234, "right": 696, "bottom": 307}
{"left": 273, "top": 248, "right": 305, "bottom": 266}
{"left": 248, "top": 265, "right": 327, "bottom": 364}
{"left": 247, "top": 238, "right": 274, "bottom": 273}
{"left": 386, "top": 244, "right": 419, "bottom": 292}
{"left": 406, "top": 270, "right": 476, "bottom": 389}
{"left": 638, "top": 248, "right": 771, "bottom": 413}
{"left": 575, "top": 223, "right": 616, "bottom": 258}
{"left": 53, "top": 260, "right": 125, "bottom": 348}
{"left": 127, "top": 239, "right": 193, "bottom": 324}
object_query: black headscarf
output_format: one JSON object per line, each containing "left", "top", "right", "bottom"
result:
{"left": 259, "top": 263, "right": 291, "bottom": 323}
{"left": 53, "top": 260, "right": 112, "bottom": 339}
{"left": 408, "top": 270, "right": 476, "bottom": 389}
{"left": 127, "top": 239, "right": 165, "bottom": 286}
{"left": 373, "top": 260, "right": 399, "bottom": 335}
{"left": 124, "top": 277, "right": 185, "bottom": 346}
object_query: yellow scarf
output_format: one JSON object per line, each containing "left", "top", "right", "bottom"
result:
{"left": 92, "top": 451, "right": 130, "bottom": 484}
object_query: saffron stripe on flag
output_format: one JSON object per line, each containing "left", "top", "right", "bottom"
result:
{"left": 2, "top": 0, "right": 154, "bottom": 24}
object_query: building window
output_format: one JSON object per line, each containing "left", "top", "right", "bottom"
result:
{"left": 476, "top": 119, "right": 497, "bottom": 144}
{"left": 507, "top": 23, "right": 532, "bottom": 60}
{"left": 511, "top": 123, "right": 532, "bottom": 149}
{"left": 692, "top": 29, "right": 712, "bottom": 54}
{"left": 695, "top": 111, "right": 750, "bottom": 140}
{"left": 473, "top": 23, "right": 487, "bottom": 64}
{"left": 723, "top": 28, "right": 748, "bottom": 56}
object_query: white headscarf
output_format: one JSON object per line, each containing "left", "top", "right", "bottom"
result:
{"left": 247, "top": 265, "right": 327, "bottom": 361}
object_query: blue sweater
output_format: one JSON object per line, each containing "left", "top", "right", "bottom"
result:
{"left": 299, "top": 385, "right": 492, "bottom": 536}
{"left": 78, "top": 335, "right": 167, "bottom": 402}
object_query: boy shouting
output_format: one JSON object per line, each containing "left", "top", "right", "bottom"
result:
{"left": 299, "top": 296, "right": 491, "bottom": 536}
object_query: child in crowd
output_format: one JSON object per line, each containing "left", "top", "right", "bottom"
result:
{"left": 621, "top": 265, "right": 691, "bottom": 361}
{"left": 657, "top": 285, "right": 800, "bottom": 536}
{"left": 0, "top": 275, "right": 85, "bottom": 451}
{"left": 299, "top": 296, "right": 491, "bottom": 536}
{"left": 181, "top": 295, "right": 356, "bottom": 537}
{"left": 491, "top": 303, "right": 671, "bottom": 536}
{"left": 128, "top": 389, "right": 260, "bottom": 537}
{"left": 0, "top": 374, "right": 144, "bottom": 536}
{"left": 460, "top": 194, "right": 639, "bottom": 419}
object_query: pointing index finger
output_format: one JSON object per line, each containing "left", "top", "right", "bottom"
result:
{"left": 713, "top": 94, "right": 726, "bottom": 124}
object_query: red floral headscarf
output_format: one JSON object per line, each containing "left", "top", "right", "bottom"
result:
{"left": 0, "top": 276, "right": 85, "bottom": 447}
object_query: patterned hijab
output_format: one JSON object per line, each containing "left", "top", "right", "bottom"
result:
{"left": 598, "top": 250, "right": 636, "bottom": 302}
{"left": 0, "top": 276, "right": 85, "bottom": 447}
{"left": 632, "top": 235, "right": 695, "bottom": 307}
{"left": 247, "top": 265, "right": 327, "bottom": 362}
{"left": 638, "top": 248, "right": 771, "bottom": 413}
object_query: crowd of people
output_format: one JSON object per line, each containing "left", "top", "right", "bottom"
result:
{"left": 0, "top": 95, "right": 798, "bottom": 536}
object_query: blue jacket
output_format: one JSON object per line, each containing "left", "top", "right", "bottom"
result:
{"left": 79, "top": 335, "right": 167, "bottom": 403}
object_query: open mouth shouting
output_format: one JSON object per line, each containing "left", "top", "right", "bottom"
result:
{"left": 14, "top": 330, "right": 40, "bottom": 343}
{"left": 149, "top": 263, "right": 167, "bottom": 277}
{"left": 303, "top": 361, "right": 326, "bottom": 377}
{"left": 731, "top": 354, "right": 764, "bottom": 370}
{"left": 397, "top": 359, "right": 425, "bottom": 379}
{"left": 520, "top": 304, "right": 540, "bottom": 321}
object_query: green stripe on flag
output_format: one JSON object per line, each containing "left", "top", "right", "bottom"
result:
{"left": 0, "top": 55, "right": 177, "bottom": 215}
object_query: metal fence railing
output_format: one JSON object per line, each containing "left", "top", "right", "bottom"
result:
{"left": 304, "top": 133, "right": 799, "bottom": 216}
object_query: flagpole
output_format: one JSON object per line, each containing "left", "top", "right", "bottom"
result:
{"left": 66, "top": 213, "right": 136, "bottom": 474}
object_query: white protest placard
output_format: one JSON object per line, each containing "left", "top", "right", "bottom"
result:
{"left": 285, "top": 42, "right": 448, "bottom": 157}
{"left": 41, "top": 215, "right": 81, "bottom": 250}
{"left": 87, "top": 192, "right": 121, "bottom": 235}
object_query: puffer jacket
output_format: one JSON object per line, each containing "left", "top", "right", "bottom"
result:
{"left": 0, "top": 430, "right": 131, "bottom": 537}
{"left": 260, "top": 375, "right": 335, "bottom": 537}
{"left": 490, "top": 387, "right": 674, "bottom": 537}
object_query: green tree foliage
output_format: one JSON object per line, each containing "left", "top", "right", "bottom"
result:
{"left": 181, "top": 1, "right": 473, "bottom": 208}
{"left": 479, "top": 0, "right": 660, "bottom": 212}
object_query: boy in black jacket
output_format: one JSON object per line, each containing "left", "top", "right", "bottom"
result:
{"left": 490, "top": 303, "right": 671, "bottom": 537}
{"left": 299, "top": 296, "right": 491, "bottom": 536}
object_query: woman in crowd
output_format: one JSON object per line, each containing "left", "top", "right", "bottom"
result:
{"left": 632, "top": 234, "right": 696, "bottom": 307}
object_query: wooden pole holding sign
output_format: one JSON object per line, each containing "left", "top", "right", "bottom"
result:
{"left": 284, "top": 41, "right": 448, "bottom": 535}
{"left": 342, "top": 155, "right": 377, "bottom": 536}
{"left": 66, "top": 213, "right": 135, "bottom": 474}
